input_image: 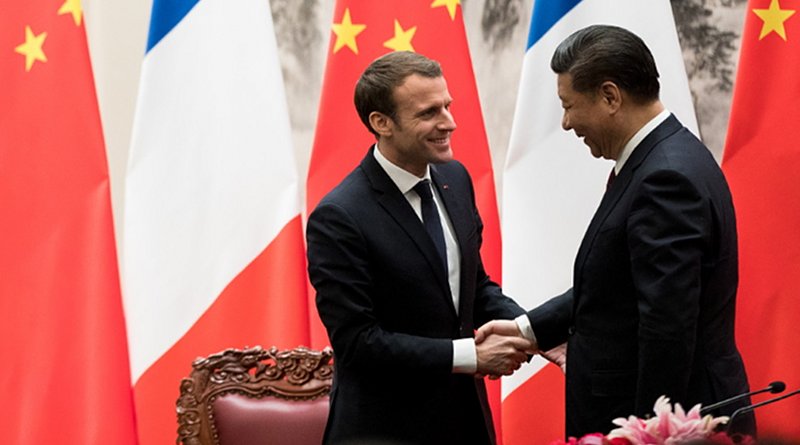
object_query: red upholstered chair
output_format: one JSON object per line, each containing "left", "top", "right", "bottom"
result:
{"left": 176, "top": 346, "right": 333, "bottom": 445}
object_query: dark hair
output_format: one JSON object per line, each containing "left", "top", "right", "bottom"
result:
{"left": 550, "top": 25, "right": 660, "bottom": 103}
{"left": 354, "top": 51, "right": 443, "bottom": 137}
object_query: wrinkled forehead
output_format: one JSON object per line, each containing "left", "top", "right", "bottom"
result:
{"left": 393, "top": 74, "right": 452, "bottom": 110}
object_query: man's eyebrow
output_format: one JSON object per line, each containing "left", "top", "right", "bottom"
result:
{"left": 414, "top": 105, "right": 438, "bottom": 117}
{"left": 415, "top": 98, "right": 452, "bottom": 117}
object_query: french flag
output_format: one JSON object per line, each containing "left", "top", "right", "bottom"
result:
{"left": 501, "top": 1, "right": 697, "bottom": 443}
{"left": 123, "top": 1, "right": 310, "bottom": 443}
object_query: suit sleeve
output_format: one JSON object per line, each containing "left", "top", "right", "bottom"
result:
{"left": 526, "top": 288, "right": 574, "bottom": 351}
{"left": 307, "top": 201, "right": 453, "bottom": 375}
{"left": 627, "top": 168, "right": 708, "bottom": 414}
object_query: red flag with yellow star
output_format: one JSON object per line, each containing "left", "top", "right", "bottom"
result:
{"left": 722, "top": 0, "right": 800, "bottom": 439}
{"left": 306, "top": 0, "right": 507, "bottom": 440}
{"left": 0, "top": 1, "right": 138, "bottom": 443}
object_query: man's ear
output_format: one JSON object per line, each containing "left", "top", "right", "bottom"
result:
{"left": 599, "top": 81, "right": 622, "bottom": 112}
{"left": 369, "top": 111, "right": 393, "bottom": 137}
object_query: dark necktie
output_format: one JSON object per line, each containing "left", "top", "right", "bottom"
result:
{"left": 413, "top": 179, "right": 448, "bottom": 272}
{"left": 606, "top": 168, "right": 616, "bottom": 190}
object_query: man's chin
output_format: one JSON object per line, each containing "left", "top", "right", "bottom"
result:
{"left": 431, "top": 149, "right": 453, "bottom": 164}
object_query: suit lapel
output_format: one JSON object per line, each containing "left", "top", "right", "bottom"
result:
{"left": 432, "top": 165, "right": 476, "bottom": 319}
{"left": 431, "top": 166, "right": 471, "bottom": 259}
{"left": 573, "top": 115, "right": 684, "bottom": 294}
{"left": 359, "top": 150, "right": 454, "bottom": 303}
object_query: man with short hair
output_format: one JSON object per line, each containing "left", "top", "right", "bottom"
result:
{"left": 307, "top": 51, "right": 531, "bottom": 445}
{"left": 478, "top": 25, "right": 754, "bottom": 436}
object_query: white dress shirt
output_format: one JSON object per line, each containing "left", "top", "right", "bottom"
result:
{"left": 615, "top": 108, "right": 670, "bottom": 174}
{"left": 373, "top": 146, "right": 476, "bottom": 373}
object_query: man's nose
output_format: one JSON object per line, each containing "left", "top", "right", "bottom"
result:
{"left": 439, "top": 109, "right": 457, "bottom": 131}
{"left": 561, "top": 113, "right": 571, "bottom": 131}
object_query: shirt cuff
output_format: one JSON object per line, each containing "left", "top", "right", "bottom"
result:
{"left": 515, "top": 314, "right": 537, "bottom": 345}
{"left": 452, "top": 338, "right": 477, "bottom": 374}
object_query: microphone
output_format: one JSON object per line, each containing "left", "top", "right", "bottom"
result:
{"left": 727, "top": 388, "right": 800, "bottom": 433}
{"left": 699, "top": 381, "right": 786, "bottom": 415}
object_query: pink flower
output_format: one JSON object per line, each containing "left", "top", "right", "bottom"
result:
{"left": 607, "top": 437, "right": 633, "bottom": 445}
{"left": 550, "top": 396, "right": 734, "bottom": 445}
{"left": 578, "top": 433, "right": 607, "bottom": 445}
{"left": 606, "top": 396, "right": 729, "bottom": 445}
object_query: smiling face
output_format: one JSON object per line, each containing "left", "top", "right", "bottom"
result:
{"left": 375, "top": 74, "right": 456, "bottom": 177}
{"left": 557, "top": 73, "right": 623, "bottom": 160}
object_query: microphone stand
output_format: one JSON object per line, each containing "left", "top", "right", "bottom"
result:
{"left": 700, "top": 381, "right": 785, "bottom": 416}
{"left": 727, "top": 389, "right": 800, "bottom": 434}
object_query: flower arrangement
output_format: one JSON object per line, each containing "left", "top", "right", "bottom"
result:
{"left": 549, "top": 396, "right": 753, "bottom": 445}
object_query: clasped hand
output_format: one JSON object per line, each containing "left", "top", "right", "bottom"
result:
{"left": 473, "top": 319, "right": 536, "bottom": 379}
{"left": 474, "top": 319, "right": 568, "bottom": 379}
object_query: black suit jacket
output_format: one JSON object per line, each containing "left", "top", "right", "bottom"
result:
{"left": 528, "top": 115, "right": 753, "bottom": 436}
{"left": 307, "top": 148, "right": 524, "bottom": 444}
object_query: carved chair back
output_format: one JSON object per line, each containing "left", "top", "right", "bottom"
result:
{"left": 176, "top": 346, "right": 333, "bottom": 445}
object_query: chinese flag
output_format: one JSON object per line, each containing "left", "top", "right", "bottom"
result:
{"left": 0, "top": 1, "right": 138, "bottom": 444}
{"left": 722, "top": 0, "right": 800, "bottom": 440}
{"left": 307, "top": 0, "right": 505, "bottom": 439}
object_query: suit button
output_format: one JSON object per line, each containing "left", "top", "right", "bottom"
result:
{"left": 567, "top": 326, "right": 576, "bottom": 335}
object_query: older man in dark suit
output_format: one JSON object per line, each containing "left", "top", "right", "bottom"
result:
{"left": 478, "top": 25, "right": 754, "bottom": 437}
{"left": 306, "top": 51, "right": 532, "bottom": 445}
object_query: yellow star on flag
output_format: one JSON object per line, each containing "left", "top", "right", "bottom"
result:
{"left": 14, "top": 26, "right": 48, "bottom": 72}
{"left": 431, "top": 0, "right": 461, "bottom": 20}
{"left": 384, "top": 20, "right": 417, "bottom": 52}
{"left": 753, "top": 0, "right": 795, "bottom": 40}
{"left": 58, "top": 0, "right": 83, "bottom": 26}
{"left": 332, "top": 8, "right": 366, "bottom": 54}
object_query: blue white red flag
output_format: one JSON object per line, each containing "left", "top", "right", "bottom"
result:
{"left": 124, "top": 1, "right": 310, "bottom": 443}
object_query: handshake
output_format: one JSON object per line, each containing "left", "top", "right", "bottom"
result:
{"left": 473, "top": 319, "right": 567, "bottom": 379}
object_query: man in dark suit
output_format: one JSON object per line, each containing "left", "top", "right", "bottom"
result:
{"left": 477, "top": 25, "right": 754, "bottom": 437}
{"left": 306, "top": 51, "right": 532, "bottom": 445}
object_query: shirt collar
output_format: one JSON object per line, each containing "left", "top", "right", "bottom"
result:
{"left": 373, "top": 144, "right": 431, "bottom": 194}
{"left": 615, "top": 108, "right": 670, "bottom": 174}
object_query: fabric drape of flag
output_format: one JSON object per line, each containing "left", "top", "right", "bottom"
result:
{"left": 123, "top": 0, "right": 309, "bottom": 443}
{"left": 306, "top": 0, "right": 506, "bottom": 438}
{"left": 722, "top": 0, "right": 799, "bottom": 439}
{"left": 0, "top": 1, "right": 138, "bottom": 443}
{"left": 501, "top": 1, "right": 697, "bottom": 443}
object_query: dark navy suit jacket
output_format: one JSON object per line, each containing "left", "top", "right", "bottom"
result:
{"left": 528, "top": 115, "right": 753, "bottom": 436}
{"left": 307, "top": 148, "right": 524, "bottom": 444}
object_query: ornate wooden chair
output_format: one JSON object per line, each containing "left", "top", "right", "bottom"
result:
{"left": 176, "top": 346, "right": 333, "bottom": 445}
